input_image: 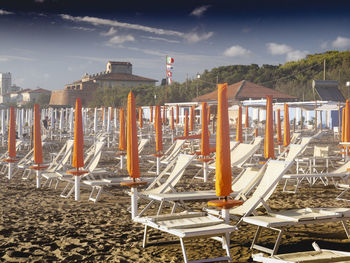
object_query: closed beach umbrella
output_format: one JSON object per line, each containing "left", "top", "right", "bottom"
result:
{"left": 139, "top": 107, "right": 143, "bottom": 129}
{"left": 215, "top": 83, "right": 232, "bottom": 197}
{"left": 170, "top": 107, "right": 174, "bottom": 130}
{"left": 283, "top": 103, "right": 290, "bottom": 147}
{"left": 207, "top": 105, "right": 211, "bottom": 125}
{"left": 176, "top": 105, "right": 179, "bottom": 124}
{"left": 8, "top": 106, "right": 16, "bottom": 159}
{"left": 236, "top": 106, "right": 242, "bottom": 143}
{"left": 245, "top": 106, "right": 249, "bottom": 128}
{"left": 73, "top": 98, "right": 84, "bottom": 169}
{"left": 345, "top": 100, "right": 350, "bottom": 142}
{"left": 127, "top": 91, "right": 140, "bottom": 179}
{"left": 184, "top": 111, "right": 189, "bottom": 137}
{"left": 190, "top": 106, "right": 194, "bottom": 131}
{"left": 155, "top": 105, "right": 163, "bottom": 152}
{"left": 150, "top": 106, "right": 153, "bottom": 123}
{"left": 119, "top": 108, "right": 126, "bottom": 151}
{"left": 264, "top": 96, "right": 274, "bottom": 159}
{"left": 201, "top": 102, "right": 209, "bottom": 156}
{"left": 276, "top": 109, "right": 282, "bottom": 143}
{"left": 33, "top": 104, "right": 43, "bottom": 164}
{"left": 342, "top": 107, "right": 345, "bottom": 142}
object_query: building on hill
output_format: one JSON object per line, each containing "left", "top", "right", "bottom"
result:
{"left": 192, "top": 80, "right": 297, "bottom": 103}
{"left": 50, "top": 61, "right": 157, "bottom": 106}
{"left": 0, "top": 72, "right": 11, "bottom": 95}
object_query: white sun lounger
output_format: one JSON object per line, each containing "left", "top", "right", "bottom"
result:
{"left": 253, "top": 242, "right": 350, "bottom": 263}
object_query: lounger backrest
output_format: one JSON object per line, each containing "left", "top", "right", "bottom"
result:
{"left": 147, "top": 154, "right": 194, "bottom": 194}
{"left": 138, "top": 138, "right": 149, "bottom": 153}
{"left": 86, "top": 141, "right": 105, "bottom": 172}
{"left": 232, "top": 166, "right": 263, "bottom": 194}
{"left": 333, "top": 160, "right": 350, "bottom": 174}
{"left": 290, "top": 132, "right": 301, "bottom": 144}
{"left": 230, "top": 141, "right": 239, "bottom": 151}
{"left": 231, "top": 142, "right": 260, "bottom": 168}
{"left": 314, "top": 145, "right": 329, "bottom": 157}
{"left": 231, "top": 160, "right": 293, "bottom": 217}
{"left": 54, "top": 140, "right": 74, "bottom": 171}
{"left": 162, "top": 139, "right": 185, "bottom": 163}
{"left": 285, "top": 144, "right": 305, "bottom": 162}
{"left": 299, "top": 137, "right": 312, "bottom": 146}
{"left": 252, "top": 136, "right": 263, "bottom": 146}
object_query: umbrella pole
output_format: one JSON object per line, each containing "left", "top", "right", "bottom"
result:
{"left": 8, "top": 162, "right": 12, "bottom": 180}
{"left": 156, "top": 156, "right": 160, "bottom": 175}
{"left": 203, "top": 162, "right": 208, "bottom": 182}
{"left": 75, "top": 168, "right": 80, "bottom": 201}
{"left": 131, "top": 179, "right": 138, "bottom": 219}
{"left": 36, "top": 169, "right": 41, "bottom": 189}
{"left": 120, "top": 155, "right": 124, "bottom": 170}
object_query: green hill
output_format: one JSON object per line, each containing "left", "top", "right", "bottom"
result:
{"left": 90, "top": 51, "right": 350, "bottom": 107}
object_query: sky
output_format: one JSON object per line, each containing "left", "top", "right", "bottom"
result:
{"left": 0, "top": 0, "right": 350, "bottom": 91}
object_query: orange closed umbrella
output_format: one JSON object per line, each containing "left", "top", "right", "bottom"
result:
{"left": 264, "top": 96, "right": 274, "bottom": 159}
{"left": 276, "top": 109, "right": 282, "bottom": 143}
{"left": 215, "top": 83, "right": 232, "bottom": 197}
{"left": 190, "top": 106, "right": 194, "bottom": 131}
{"left": 139, "top": 107, "right": 143, "bottom": 128}
{"left": 245, "top": 106, "right": 249, "bottom": 128}
{"left": 201, "top": 102, "right": 209, "bottom": 156}
{"left": 184, "top": 111, "right": 189, "bottom": 137}
{"left": 119, "top": 108, "right": 126, "bottom": 151}
{"left": 170, "top": 107, "right": 174, "bottom": 130}
{"left": 33, "top": 104, "right": 43, "bottom": 164}
{"left": 283, "top": 103, "right": 290, "bottom": 147}
{"left": 150, "top": 106, "right": 153, "bottom": 123}
{"left": 345, "top": 100, "right": 350, "bottom": 143}
{"left": 8, "top": 106, "right": 16, "bottom": 159}
{"left": 236, "top": 106, "right": 242, "bottom": 143}
{"left": 342, "top": 107, "right": 345, "bottom": 142}
{"left": 127, "top": 91, "right": 140, "bottom": 179}
{"left": 176, "top": 105, "right": 179, "bottom": 124}
{"left": 162, "top": 105, "right": 166, "bottom": 124}
{"left": 155, "top": 105, "right": 163, "bottom": 152}
{"left": 73, "top": 98, "right": 84, "bottom": 169}
{"left": 207, "top": 104, "right": 211, "bottom": 124}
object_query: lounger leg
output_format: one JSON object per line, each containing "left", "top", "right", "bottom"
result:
{"left": 251, "top": 226, "right": 262, "bottom": 251}
{"left": 138, "top": 200, "right": 155, "bottom": 217}
{"left": 95, "top": 186, "right": 103, "bottom": 203}
{"left": 180, "top": 238, "right": 189, "bottom": 263}
{"left": 36, "top": 170, "right": 41, "bottom": 189}
{"left": 157, "top": 201, "right": 164, "bottom": 215}
{"left": 272, "top": 228, "right": 283, "bottom": 256}
{"left": 142, "top": 225, "right": 149, "bottom": 248}
{"left": 222, "top": 234, "right": 232, "bottom": 261}
{"left": 341, "top": 220, "right": 350, "bottom": 238}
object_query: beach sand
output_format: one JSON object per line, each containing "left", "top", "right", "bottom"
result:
{"left": 1, "top": 133, "right": 350, "bottom": 262}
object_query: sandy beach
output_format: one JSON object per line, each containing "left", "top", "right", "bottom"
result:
{"left": 1, "top": 133, "right": 350, "bottom": 262}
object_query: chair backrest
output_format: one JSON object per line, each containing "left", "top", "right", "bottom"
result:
{"left": 232, "top": 166, "right": 265, "bottom": 194}
{"left": 284, "top": 144, "right": 306, "bottom": 162}
{"left": 138, "top": 138, "right": 149, "bottom": 153}
{"left": 162, "top": 139, "right": 185, "bottom": 163}
{"left": 146, "top": 154, "right": 195, "bottom": 194}
{"left": 299, "top": 137, "right": 312, "bottom": 146}
{"left": 230, "top": 160, "right": 293, "bottom": 217}
{"left": 52, "top": 139, "right": 74, "bottom": 171}
{"left": 290, "top": 132, "right": 301, "bottom": 144}
{"left": 230, "top": 141, "right": 261, "bottom": 168}
{"left": 314, "top": 145, "right": 329, "bottom": 158}
{"left": 86, "top": 141, "right": 105, "bottom": 172}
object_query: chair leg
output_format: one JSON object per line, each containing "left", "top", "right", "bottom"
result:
{"left": 143, "top": 225, "right": 148, "bottom": 248}
{"left": 179, "top": 238, "right": 189, "bottom": 263}
{"left": 341, "top": 220, "right": 350, "bottom": 238}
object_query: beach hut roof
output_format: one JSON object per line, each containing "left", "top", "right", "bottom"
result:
{"left": 192, "top": 80, "right": 297, "bottom": 102}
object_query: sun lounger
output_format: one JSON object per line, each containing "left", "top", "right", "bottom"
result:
{"left": 253, "top": 242, "right": 350, "bottom": 263}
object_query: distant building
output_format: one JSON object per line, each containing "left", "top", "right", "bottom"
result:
{"left": 50, "top": 61, "right": 157, "bottom": 106}
{"left": 0, "top": 72, "right": 11, "bottom": 95}
{"left": 3, "top": 88, "right": 51, "bottom": 105}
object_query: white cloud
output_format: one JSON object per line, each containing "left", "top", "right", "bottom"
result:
{"left": 184, "top": 31, "right": 214, "bottom": 44}
{"left": 106, "top": 35, "right": 135, "bottom": 46}
{"left": 142, "top": 36, "right": 180, "bottom": 43}
{"left": 60, "top": 14, "right": 213, "bottom": 44}
{"left": 60, "top": 14, "right": 183, "bottom": 37}
{"left": 0, "top": 9, "right": 13, "bottom": 15}
{"left": 286, "top": 50, "right": 308, "bottom": 61}
{"left": 70, "top": 26, "right": 95, "bottom": 32}
{"left": 320, "top": 41, "right": 328, "bottom": 49}
{"left": 332, "top": 36, "right": 350, "bottom": 49}
{"left": 266, "top": 42, "right": 292, "bottom": 55}
{"left": 190, "top": 5, "right": 211, "bottom": 17}
{"left": 100, "top": 27, "right": 117, "bottom": 36}
{"left": 0, "top": 55, "right": 35, "bottom": 61}
{"left": 223, "top": 45, "right": 251, "bottom": 57}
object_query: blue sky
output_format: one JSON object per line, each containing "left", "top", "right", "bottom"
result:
{"left": 0, "top": 0, "right": 349, "bottom": 91}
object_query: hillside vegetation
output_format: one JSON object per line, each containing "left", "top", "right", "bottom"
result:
{"left": 90, "top": 51, "right": 350, "bottom": 107}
